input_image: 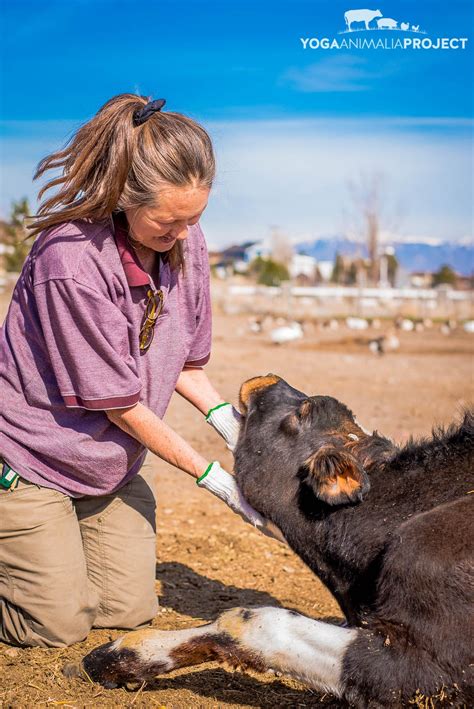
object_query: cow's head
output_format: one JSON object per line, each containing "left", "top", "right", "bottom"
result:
{"left": 234, "top": 375, "right": 371, "bottom": 518}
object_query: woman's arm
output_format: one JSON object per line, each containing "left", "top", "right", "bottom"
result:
{"left": 175, "top": 366, "right": 225, "bottom": 415}
{"left": 105, "top": 402, "right": 208, "bottom": 479}
{"left": 106, "top": 396, "right": 285, "bottom": 542}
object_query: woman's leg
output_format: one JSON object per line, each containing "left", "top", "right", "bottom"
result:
{"left": 76, "top": 463, "right": 158, "bottom": 630}
{"left": 0, "top": 479, "right": 98, "bottom": 648}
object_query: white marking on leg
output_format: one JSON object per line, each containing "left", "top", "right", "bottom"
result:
{"left": 237, "top": 607, "right": 357, "bottom": 695}
{"left": 113, "top": 622, "right": 216, "bottom": 668}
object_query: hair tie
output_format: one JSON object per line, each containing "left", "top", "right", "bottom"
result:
{"left": 133, "top": 98, "right": 166, "bottom": 127}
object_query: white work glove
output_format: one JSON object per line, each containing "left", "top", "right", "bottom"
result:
{"left": 206, "top": 403, "right": 242, "bottom": 452}
{"left": 197, "top": 461, "right": 286, "bottom": 543}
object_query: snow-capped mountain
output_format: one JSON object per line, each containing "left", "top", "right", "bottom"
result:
{"left": 296, "top": 237, "right": 473, "bottom": 275}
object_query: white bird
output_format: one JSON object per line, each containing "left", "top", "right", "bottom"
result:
{"left": 321, "top": 319, "right": 339, "bottom": 331}
{"left": 248, "top": 318, "right": 263, "bottom": 334}
{"left": 368, "top": 334, "right": 400, "bottom": 356}
{"left": 386, "top": 333, "right": 400, "bottom": 350}
{"left": 270, "top": 322, "right": 303, "bottom": 345}
{"left": 369, "top": 337, "right": 384, "bottom": 356}
{"left": 346, "top": 317, "right": 369, "bottom": 330}
{"left": 412, "top": 24, "right": 420, "bottom": 31}
{"left": 463, "top": 320, "right": 474, "bottom": 333}
{"left": 399, "top": 319, "right": 415, "bottom": 332}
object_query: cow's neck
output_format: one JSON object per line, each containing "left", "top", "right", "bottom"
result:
{"left": 273, "top": 458, "right": 394, "bottom": 624}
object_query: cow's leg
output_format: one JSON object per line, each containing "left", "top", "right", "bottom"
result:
{"left": 81, "top": 606, "right": 358, "bottom": 695}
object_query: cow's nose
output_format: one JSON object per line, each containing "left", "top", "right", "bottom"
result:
{"left": 239, "top": 374, "right": 281, "bottom": 414}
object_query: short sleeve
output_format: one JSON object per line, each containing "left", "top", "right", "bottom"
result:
{"left": 34, "top": 278, "right": 142, "bottom": 410}
{"left": 184, "top": 229, "right": 212, "bottom": 368}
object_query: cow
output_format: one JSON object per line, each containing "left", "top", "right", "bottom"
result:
{"left": 78, "top": 375, "right": 474, "bottom": 707}
{"left": 377, "top": 18, "right": 398, "bottom": 29}
{"left": 344, "top": 8, "right": 383, "bottom": 31}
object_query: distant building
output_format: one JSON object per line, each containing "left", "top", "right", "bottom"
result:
{"left": 242, "top": 241, "right": 272, "bottom": 263}
{"left": 211, "top": 241, "right": 338, "bottom": 284}
{"left": 410, "top": 272, "right": 433, "bottom": 288}
{"left": 289, "top": 254, "right": 318, "bottom": 281}
{"left": 456, "top": 275, "right": 474, "bottom": 291}
{"left": 210, "top": 240, "right": 272, "bottom": 276}
{"left": 317, "top": 260, "right": 334, "bottom": 282}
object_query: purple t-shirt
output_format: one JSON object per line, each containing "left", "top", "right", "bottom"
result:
{"left": 0, "top": 213, "right": 212, "bottom": 496}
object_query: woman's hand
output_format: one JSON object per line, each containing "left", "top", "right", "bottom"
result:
{"left": 205, "top": 403, "right": 242, "bottom": 451}
{"left": 175, "top": 368, "right": 242, "bottom": 450}
{"left": 197, "top": 462, "right": 286, "bottom": 543}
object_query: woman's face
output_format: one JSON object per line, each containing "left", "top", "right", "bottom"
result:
{"left": 125, "top": 185, "right": 209, "bottom": 252}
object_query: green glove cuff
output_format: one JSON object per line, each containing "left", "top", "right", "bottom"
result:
{"left": 196, "top": 461, "right": 215, "bottom": 485}
{"left": 205, "top": 402, "right": 231, "bottom": 421}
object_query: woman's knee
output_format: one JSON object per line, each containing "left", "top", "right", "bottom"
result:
{"left": 0, "top": 481, "right": 98, "bottom": 647}
{"left": 93, "top": 582, "right": 158, "bottom": 630}
{"left": 0, "top": 597, "right": 97, "bottom": 648}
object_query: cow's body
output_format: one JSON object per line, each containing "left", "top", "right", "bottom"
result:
{"left": 344, "top": 8, "right": 382, "bottom": 31}
{"left": 81, "top": 377, "right": 474, "bottom": 707}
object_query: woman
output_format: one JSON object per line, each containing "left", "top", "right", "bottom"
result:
{"left": 0, "top": 93, "right": 275, "bottom": 648}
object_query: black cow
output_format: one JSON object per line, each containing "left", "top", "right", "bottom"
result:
{"left": 80, "top": 375, "right": 474, "bottom": 707}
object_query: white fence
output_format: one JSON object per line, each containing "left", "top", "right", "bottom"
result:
{"left": 227, "top": 285, "right": 472, "bottom": 302}
{"left": 217, "top": 283, "right": 473, "bottom": 319}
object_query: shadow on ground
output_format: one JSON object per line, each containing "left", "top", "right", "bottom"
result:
{"left": 145, "top": 667, "right": 346, "bottom": 707}
{"left": 156, "top": 561, "right": 283, "bottom": 619}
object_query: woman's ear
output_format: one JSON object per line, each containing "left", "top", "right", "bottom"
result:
{"left": 300, "top": 445, "right": 370, "bottom": 505}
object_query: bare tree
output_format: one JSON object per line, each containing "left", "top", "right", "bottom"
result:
{"left": 270, "top": 225, "right": 293, "bottom": 265}
{"left": 344, "top": 172, "right": 401, "bottom": 286}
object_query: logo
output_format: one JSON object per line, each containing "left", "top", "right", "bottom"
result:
{"left": 300, "top": 8, "right": 469, "bottom": 50}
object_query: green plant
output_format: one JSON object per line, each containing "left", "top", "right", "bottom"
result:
{"left": 432, "top": 264, "right": 457, "bottom": 287}
{"left": 3, "top": 198, "right": 32, "bottom": 272}
{"left": 250, "top": 256, "right": 290, "bottom": 287}
{"left": 331, "top": 252, "right": 345, "bottom": 284}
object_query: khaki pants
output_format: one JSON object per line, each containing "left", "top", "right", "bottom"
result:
{"left": 0, "top": 464, "right": 158, "bottom": 648}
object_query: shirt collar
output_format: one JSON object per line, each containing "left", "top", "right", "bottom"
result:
{"left": 111, "top": 212, "right": 151, "bottom": 288}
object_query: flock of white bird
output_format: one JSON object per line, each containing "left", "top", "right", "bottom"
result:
{"left": 244, "top": 315, "right": 474, "bottom": 353}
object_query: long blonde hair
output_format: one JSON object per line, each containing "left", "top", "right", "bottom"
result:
{"left": 29, "top": 93, "right": 215, "bottom": 270}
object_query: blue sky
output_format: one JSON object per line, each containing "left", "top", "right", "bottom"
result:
{"left": 0, "top": 0, "right": 473, "bottom": 247}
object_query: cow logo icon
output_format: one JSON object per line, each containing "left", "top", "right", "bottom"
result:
{"left": 342, "top": 8, "right": 425, "bottom": 34}
{"left": 344, "top": 8, "right": 382, "bottom": 31}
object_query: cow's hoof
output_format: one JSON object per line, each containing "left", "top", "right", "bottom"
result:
{"left": 81, "top": 640, "right": 136, "bottom": 686}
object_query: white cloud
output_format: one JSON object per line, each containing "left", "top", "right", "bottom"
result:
{"left": 281, "top": 55, "right": 387, "bottom": 92}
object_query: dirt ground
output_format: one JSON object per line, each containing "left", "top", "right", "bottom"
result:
{"left": 1, "top": 305, "right": 473, "bottom": 708}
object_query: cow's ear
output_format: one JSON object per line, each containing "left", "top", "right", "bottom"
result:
{"left": 301, "top": 445, "right": 370, "bottom": 505}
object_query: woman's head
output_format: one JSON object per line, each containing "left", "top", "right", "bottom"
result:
{"left": 29, "top": 93, "right": 215, "bottom": 268}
